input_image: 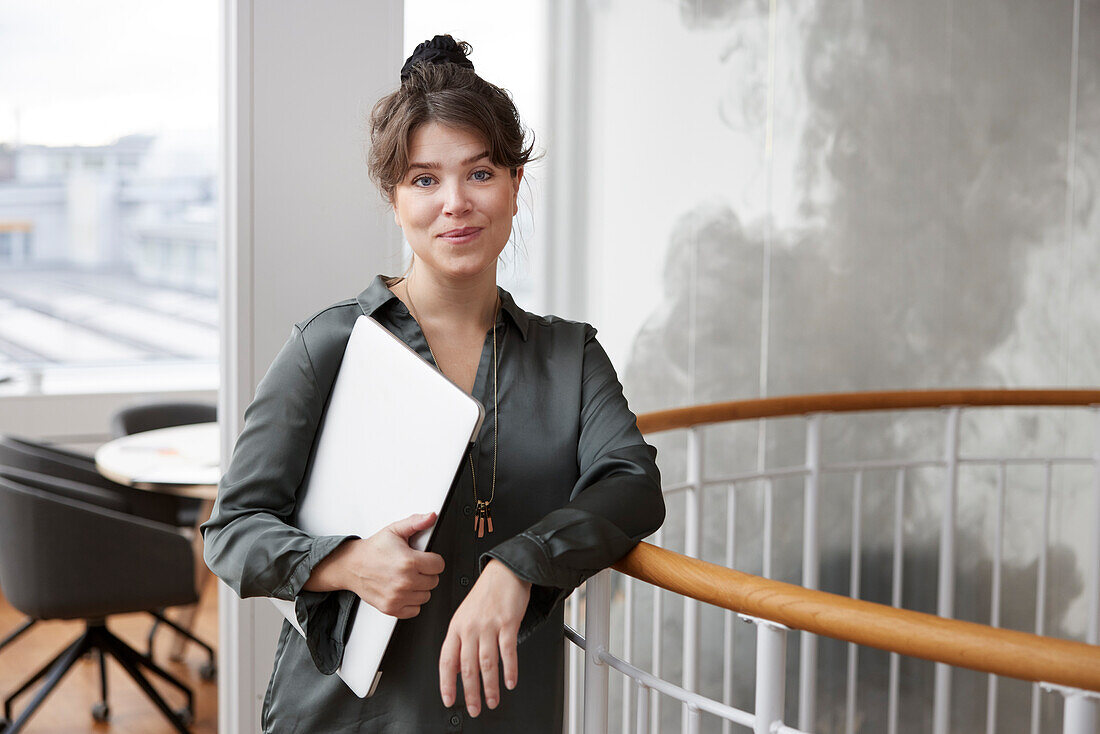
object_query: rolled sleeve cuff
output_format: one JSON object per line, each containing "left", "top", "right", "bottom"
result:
{"left": 284, "top": 534, "right": 359, "bottom": 675}
{"left": 294, "top": 588, "right": 359, "bottom": 675}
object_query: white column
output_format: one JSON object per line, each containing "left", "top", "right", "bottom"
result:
{"left": 219, "top": 2, "right": 403, "bottom": 732}
{"left": 798, "top": 413, "right": 822, "bottom": 730}
{"left": 543, "top": 0, "right": 591, "bottom": 321}
{"left": 754, "top": 618, "right": 789, "bottom": 734}
{"left": 682, "top": 427, "right": 703, "bottom": 732}
{"left": 583, "top": 570, "right": 612, "bottom": 734}
{"left": 1064, "top": 692, "right": 1098, "bottom": 734}
{"left": 932, "top": 407, "right": 961, "bottom": 734}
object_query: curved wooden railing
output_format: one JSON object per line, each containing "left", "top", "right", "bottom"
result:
{"left": 613, "top": 541, "right": 1100, "bottom": 692}
{"left": 572, "top": 390, "right": 1100, "bottom": 733}
{"left": 636, "top": 388, "right": 1100, "bottom": 434}
{"left": 569, "top": 390, "right": 1100, "bottom": 733}
{"left": 634, "top": 388, "right": 1100, "bottom": 689}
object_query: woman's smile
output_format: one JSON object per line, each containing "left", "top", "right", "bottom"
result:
{"left": 437, "top": 226, "right": 484, "bottom": 244}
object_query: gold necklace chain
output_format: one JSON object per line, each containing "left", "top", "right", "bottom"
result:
{"left": 403, "top": 277, "right": 499, "bottom": 538}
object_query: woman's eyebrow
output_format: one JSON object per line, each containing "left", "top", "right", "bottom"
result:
{"left": 407, "top": 151, "right": 491, "bottom": 172}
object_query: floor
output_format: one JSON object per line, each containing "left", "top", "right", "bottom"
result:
{"left": 0, "top": 589, "right": 217, "bottom": 733}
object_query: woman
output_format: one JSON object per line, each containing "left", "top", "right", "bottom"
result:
{"left": 202, "top": 35, "right": 664, "bottom": 733}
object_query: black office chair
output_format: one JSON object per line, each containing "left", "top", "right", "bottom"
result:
{"left": 0, "top": 436, "right": 97, "bottom": 465}
{"left": 0, "top": 476, "right": 198, "bottom": 732}
{"left": 0, "top": 440, "right": 215, "bottom": 677}
{"left": 0, "top": 436, "right": 191, "bottom": 526}
{"left": 110, "top": 402, "right": 216, "bottom": 440}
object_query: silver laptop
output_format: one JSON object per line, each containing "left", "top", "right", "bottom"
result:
{"left": 270, "top": 314, "right": 484, "bottom": 697}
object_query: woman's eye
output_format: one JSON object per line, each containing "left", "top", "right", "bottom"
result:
{"left": 471, "top": 169, "right": 492, "bottom": 182}
{"left": 412, "top": 175, "right": 434, "bottom": 187}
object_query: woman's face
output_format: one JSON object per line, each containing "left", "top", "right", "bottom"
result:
{"left": 392, "top": 122, "right": 523, "bottom": 283}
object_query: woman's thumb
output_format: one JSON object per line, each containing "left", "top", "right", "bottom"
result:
{"left": 390, "top": 512, "right": 436, "bottom": 538}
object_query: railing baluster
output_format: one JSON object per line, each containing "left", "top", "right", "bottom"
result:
{"left": 723, "top": 483, "right": 737, "bottom": 734}
{"left": 764, "top": 477, "right": 774, "bottom": 579}
{"left": 570, "top": 587, "right": 581, "bottom": 734}
{"left": 933, "top": 407, "right": 961, "bottom": 734}
{"left": 986, "top": 463, "right": 1006, "bottom": 734}
{"left": 1062, "top": 688, "right": 1099, "bottom": 734}
{"left": 651, "top": 526, "right": 663, "bottom": 734}
{"left": 623, "top": 576, "right": 633, "bottom": 734}
{"left": 1091, "top": 407, "right": 1100, "bottom": 648}
{"left": 888, "top": 468, "right": 905, "bottom": 734}
{"left": 799, "top": 413, "right": 823, "bottom": 731}
{"left": 584, "top": 570, "right": 611, "bottom": 734}
{"left": 845, "top": 471, "right": 863, "bottom": 734}
{"left": 753, "top": 617, "right": 789, "bottom": 734}
{"left": 1065, "top": 407, "right": 1100, "bottom": 730}
{"left": 683, "top": 427, "right": 704, "bottom": 732}
{"left": 1031, "top": 462, "right": 1054, "bottom": 734}
{"left": 635, "top": 682, "right": 649, "bottom": 734}
{"left": 687, "top": 705, "right": 701, "bottom": 734}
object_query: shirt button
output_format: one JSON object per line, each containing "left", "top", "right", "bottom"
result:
{"left": 462, "top": 505, "right": 473, "bottom": 516}
{"left": 450, "top": 714, "right": 461, "bottom": 726}
{"left": 459, "top": 575, "right": 470, "bottom": 587}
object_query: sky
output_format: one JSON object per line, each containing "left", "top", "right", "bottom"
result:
{"left": 0, "top": 0, "right": 541, "bottom": 150}
{"left": 0, "top": 0, "right": 218, "bottom": 147}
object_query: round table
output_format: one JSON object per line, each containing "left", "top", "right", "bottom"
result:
{"left": 95, "top": 422, "right": 220, "bottom": 501}
{"left": 95, "top": 422, "right": 221, "bottom": 659}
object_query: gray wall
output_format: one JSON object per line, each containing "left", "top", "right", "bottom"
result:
{"left": 219, "top": 2, "right": 403, "bottom": 731}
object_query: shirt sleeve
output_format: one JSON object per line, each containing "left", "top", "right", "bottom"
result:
{"left": 201, "top": 325, "right": 359, "bottom": 675}
{"left": 480, "top": 324, "right": 665, "bottom": 642}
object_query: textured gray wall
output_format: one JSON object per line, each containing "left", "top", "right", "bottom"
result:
{"left": 573, "top": 1, "right": 1100, "bottom": 731}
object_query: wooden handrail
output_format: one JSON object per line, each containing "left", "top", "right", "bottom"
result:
{"left": 613, "top": 542, "right": 1100, "bottom": 692}
{"left": 636, "top": 388, "right": 1100, "bottom": 435}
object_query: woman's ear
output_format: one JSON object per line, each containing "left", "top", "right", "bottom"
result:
{"left": 390, "top": 194, "right": 402, "bottom": 227}
{"left": 512, "top": 166, "right": 524, "bottom": 215}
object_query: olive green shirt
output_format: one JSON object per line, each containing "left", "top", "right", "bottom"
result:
{"left": 202, "top": 275, "right": 664, "bottom": 733}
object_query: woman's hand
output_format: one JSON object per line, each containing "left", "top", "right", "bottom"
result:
{"left": 304, "top": 512, "right": 445, "bottom": 619}
{"left": 438, "top": 559, "right": 532, "bottom": 717}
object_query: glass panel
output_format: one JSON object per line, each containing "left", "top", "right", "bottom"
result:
{"left": 0, "top": 0, "right": 218, "bottom": 394}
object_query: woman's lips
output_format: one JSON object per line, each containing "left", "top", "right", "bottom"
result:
{"left": 438, "top": 227, "right": 483, "bottom": 244}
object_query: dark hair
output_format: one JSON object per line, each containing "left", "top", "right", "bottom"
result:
{"left": 367, "top": 37, "right": 536, "bottom": 201}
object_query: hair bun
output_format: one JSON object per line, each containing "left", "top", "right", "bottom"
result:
{"left": 400, "top": 34, "right": 474, "bottom": 81}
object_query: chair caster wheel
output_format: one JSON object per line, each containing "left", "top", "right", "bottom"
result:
{"left": 199, "top": 661, "right": 217, "bottom": 681}
{"left": 176, "top": 707, "right": 194, "bottom": 726}
{"left": 92, "top": 702, "right": 110, "bottom": 722}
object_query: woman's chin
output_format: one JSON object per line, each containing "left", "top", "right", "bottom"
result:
{"left": 418, "top": 254, "right": 500, "bottom": 282}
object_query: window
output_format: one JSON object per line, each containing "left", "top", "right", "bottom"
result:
{"left": 0, "top": 0, "right": 218, "bottom": 396}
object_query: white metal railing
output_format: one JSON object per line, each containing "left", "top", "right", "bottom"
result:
{"left": 562, "top": 393, "right": 1100, "bottom": 734}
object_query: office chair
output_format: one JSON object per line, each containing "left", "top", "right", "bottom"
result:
{"left": 0, "top": 466, "right": 128, "bottom": 654}
{"left": 110, "top": 402, "right": 217, "bottom": 439}
{"left": 0, "top": 476, "right": 198, "bottom": 732}
{"left": 0, "top": 436, "right": 192, "bottom": 526}
{"left": 0, "top": 442, "right": 215, "bottom": 678}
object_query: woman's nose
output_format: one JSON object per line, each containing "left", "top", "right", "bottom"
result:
{"left": 442, "top": 181, "right": 473, "bottom": 215}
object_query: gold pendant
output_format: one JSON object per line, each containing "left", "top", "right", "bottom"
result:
{"left": 475, "top": 500, "right": 493, "bottom": 538}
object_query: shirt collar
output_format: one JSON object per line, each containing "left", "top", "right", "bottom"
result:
{"left": 357, "top": 274, "right": 530, "bottom": 341}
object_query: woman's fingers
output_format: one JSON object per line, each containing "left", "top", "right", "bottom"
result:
{"left": 498, "top": 625, "right": 519, "bottom": 691}
{"left": 409, "top": 572, "right": 440, "bottom": 592}
{"left": 460, "top": 633, "right": 482, "bottom": 717}
{"left": 439, "top": 632, "right": 459, "bottom": 708}
{"left": 415, "top": 551, "right": 446, "bottom": 575}
{"left": 479, "top": 632, "right": 501, "bottom": 709}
